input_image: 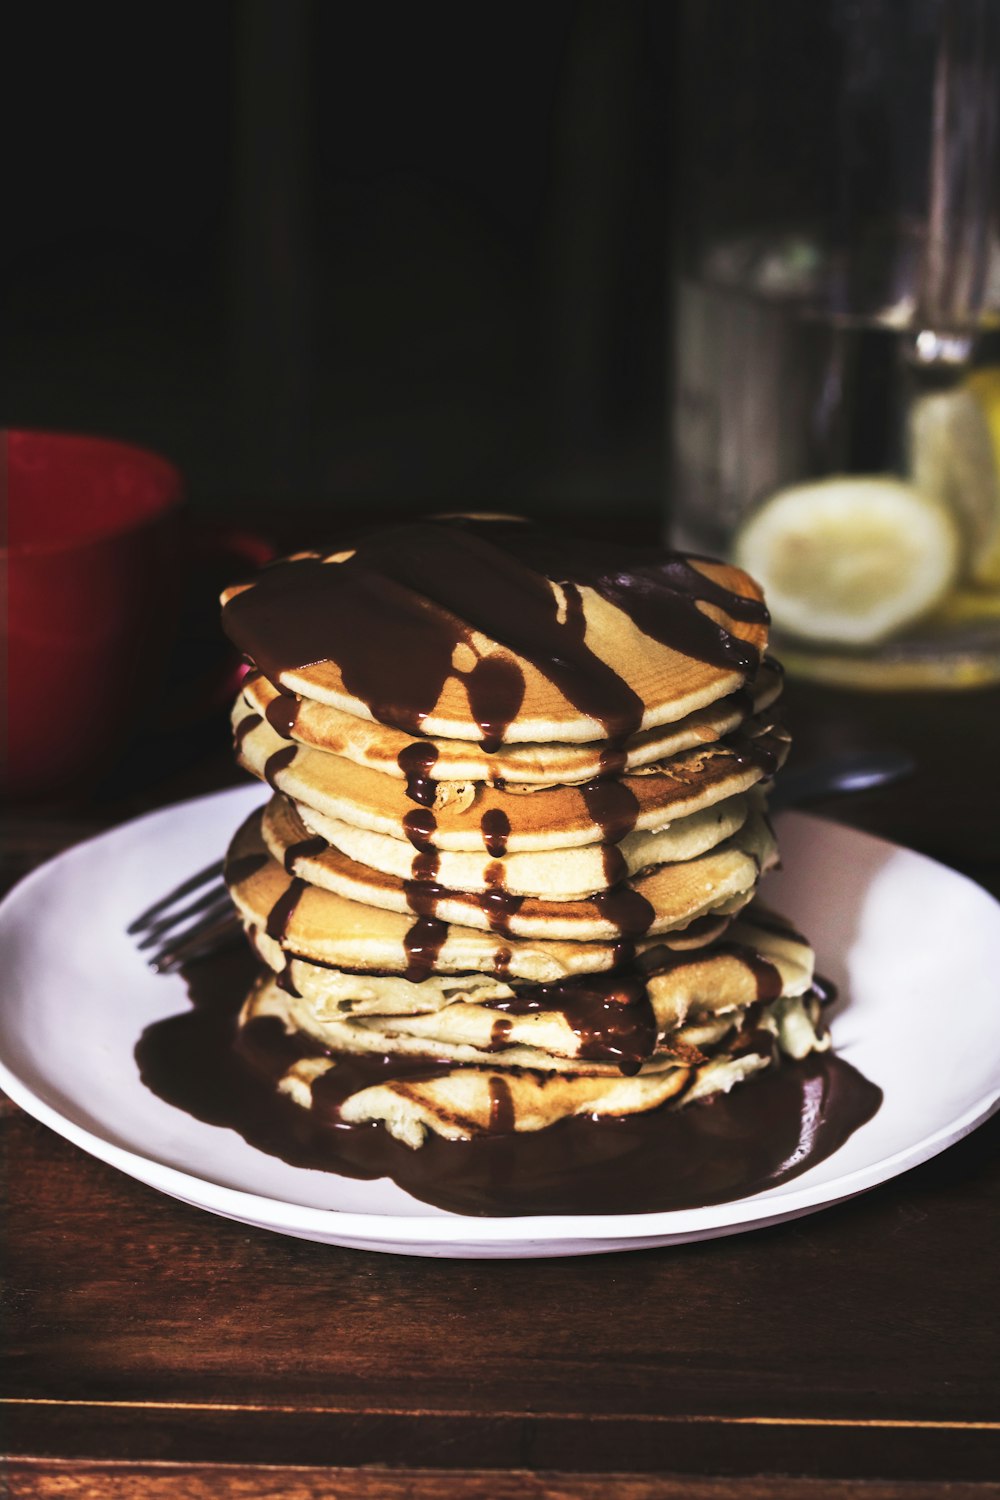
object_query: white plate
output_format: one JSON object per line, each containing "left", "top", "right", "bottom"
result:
{"left": 1, "top": 785, "right": 998, "bottom": 1258}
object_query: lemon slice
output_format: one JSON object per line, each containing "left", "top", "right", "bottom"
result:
{"left": 908, "top": 372, "right": 1000, "bottom": 586}
{"left": 733, "top": 476, "right": 960, "bottom": 646}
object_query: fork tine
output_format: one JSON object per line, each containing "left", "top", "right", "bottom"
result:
{"left": 149, "top": 908, "right": 243, "bottom": 974}
{"left": 127, "top": 859, "right": 226, "bottom": 935}
{"left": 135, "top": 883, "right": 230, "bottom": 949}
{"left": 140, "top": 894, "right": 234, "bottom": 957}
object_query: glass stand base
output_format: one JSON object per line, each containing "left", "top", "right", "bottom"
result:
{"left": 775, "top": 625, "right": 1000, "bottom": 691}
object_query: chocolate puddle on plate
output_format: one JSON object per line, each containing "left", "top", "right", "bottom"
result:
{"left": 135, "top": 943, "right": 882, "bottom": 1219}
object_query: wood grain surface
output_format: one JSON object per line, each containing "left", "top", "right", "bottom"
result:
{"left": 3, "top": 666, "right": 999, "bottom": 1497}
{"left": 6, "top": 1462, "right": 1000, "bottom": 1499}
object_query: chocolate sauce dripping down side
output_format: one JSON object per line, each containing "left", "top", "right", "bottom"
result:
{"left": 403, "top": 806, "right": 437, "bottom": 852}
{"left": 233, "top": 712, "right": 262, "bottom": 753}
{"left": 403, "top": 806, "right": 441, "bottom": 882}
{"left": 715, "top": 943, "right": 784, "bottom": 1003}
{"left": 485, "top": 969, "right": 658, "bottom": 1072}
{"left": 398, "top": 742, "right": 439, "bottom": 807}
{"left": 488, "top": 1076, "right": 516, "bottom": 1133}
{"left": 576, "top": 779, "right": 651, "bottom": 936}
{"left": 722, "top": 726, "right": 786, "bottom": 779}
{"left": 600, "top": 844, "right": 630, "bottom": 888}
{"left": 135, "top": 944, "right": 882, "bottom": 1218}
{"left": 411, "top": 850, "right": 441, "bottom": 884}
{"left": 403, "top": 810, "right": 436, "bottom": 850}
{"left": 401, "top": 876, "right": 449, "bottom": 982}
{"left": 481, "top": 862, "right": 524, "bottom": 937}
{"left": 264, "top": 744, "right": 297, "bottom": 789}
{"left": 465, "top": 653, "right": 526, "bottom": 753}
{"left": 611, "top": 938, "right": 636, "bottom": 969}
{"left": 283, "top": 835, "right": 328, "bottom": 877}
{"left": 592, "top": 885, "right": 656, "bottom": 938}
{"left": 481, "top": 808, "right": 511, "bottom": 859}
{"left": 402, "top": 917, "right": 449, "bottom": 983}
{"left": 490, "top": 1017, "right": 513, "bottom": 1049}
{"left": 265, "top": 878, "right": 306, "bottom": 942}
{"left": 222, "top": 519, "right": 767, "bottom": 750}
{"left": 598, "top": 741, "right": 628, "bottom": 779}
{"left": 265, "top": 692, "right": 300, "bottom": 739}
{"left": 580, "top": 777, "right": 640, "bottom": 845}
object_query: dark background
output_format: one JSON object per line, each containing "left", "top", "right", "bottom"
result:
{"left": 4, "top": 0, "right": 675, "bottom": 531}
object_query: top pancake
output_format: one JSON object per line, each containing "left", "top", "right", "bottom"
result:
{"left": 221, "top": 516, "right": 770, "bottom": 745}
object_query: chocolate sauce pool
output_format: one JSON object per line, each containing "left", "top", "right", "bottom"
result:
{"left": 135, "top": 945, "right": 882, "bottom": 1219}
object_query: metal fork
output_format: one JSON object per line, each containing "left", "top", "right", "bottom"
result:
{"left": 130, "top": 749, "right": 915, "bottom": 975}
{"left": 127, "top": 858, "right": 237, "bottom": 973}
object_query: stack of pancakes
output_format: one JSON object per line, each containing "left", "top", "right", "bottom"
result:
{"left": 221, "top": 516, "right": 829, "bottom": 1151}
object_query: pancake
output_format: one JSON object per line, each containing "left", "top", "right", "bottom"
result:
{"left": 238, "top": 974, "right": 827, "bottom": 1147}
{"left": 226, "top": 806, "right": 749, "bottom": 982}
{"left": 239, "top": 657, "right": 784, "bottom": 785}
{"left": 271, "top": 790, "right": 752, "bottom": 901}
{"left": 239, "top": 907, "right": 816, "bottom": 1063}
{"left": 233, "top": 697, "right": 789, "bottom": 852}
{"left": 242, "top": 972, "right": 754, "bottom": 1076}
{"left": 256, "top": 797, "right": 777, "bottom": 941}
{"left": 220, "top": 517, "right": 770, "bottom": 744}
{"left": 244, "top": 917, "right": 749, "bottom": 1025}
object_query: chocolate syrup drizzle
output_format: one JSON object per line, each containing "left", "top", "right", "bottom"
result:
{"left": 402, "top": 807, "right": 437, "bottom": 860}
{"left": 264, "top": 744, "right": 297, "bottom": 789}
{"left": 265, "top": 691, "right": 300, "bottom": 740}
{"left": 401, "top": 918, "right": 450, "bottom": 982}
{"left": 283, "top": 835, "right": 328, "bottom": 876}
{"left": 485, "top": 968, "right": 658, "bottom": 1072}
{"left": 222, "top": 518, "right": 768, "bottom": 749}
{"left": 479, "top": 873, "right": 524, "bottom": 937}
{"left": 398, "top": 742, "right": 439, "bottom": 807}
{"left": 721, "top": 727, "right": 785, "bottom": 779}
{"left": 581, "top": 776, "right": 641, "bottom": 844}
{"left": 265, "top": 878, "right": 306, "bottom": 942}
{"left": 233, "top": 712, "right": 262, "bottom": 753}
{"left": 481, "top": 808, "right": 511, "bottom": 859}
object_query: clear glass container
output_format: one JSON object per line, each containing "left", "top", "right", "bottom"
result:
{"left": 670, "top": 0, "right": 1000, "bottom": 687}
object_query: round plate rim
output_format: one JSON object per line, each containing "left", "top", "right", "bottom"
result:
{"left": 1, "top": 788, "right": 998, "bottom": 1250}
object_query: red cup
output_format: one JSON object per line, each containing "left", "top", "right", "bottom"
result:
{"left": 2, "top": 431, "right": 270, "bottom": 799}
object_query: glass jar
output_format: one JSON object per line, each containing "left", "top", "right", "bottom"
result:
{"left": 670, "top": 0, "right": 1000, "bottom": 687}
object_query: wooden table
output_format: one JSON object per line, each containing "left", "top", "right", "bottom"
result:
{"left": 4, "top": 678, "right": 1000, "bottom": 1499}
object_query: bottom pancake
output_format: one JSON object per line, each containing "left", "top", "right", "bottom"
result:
{"left": 136, "top": 931, "right": 882, "bottom": 1217}
{"left": 238, "top": 987, "right": 825, "bottom": 1149}
{"left": 235, "top": 912, "right": 827, "bottom": 1146}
